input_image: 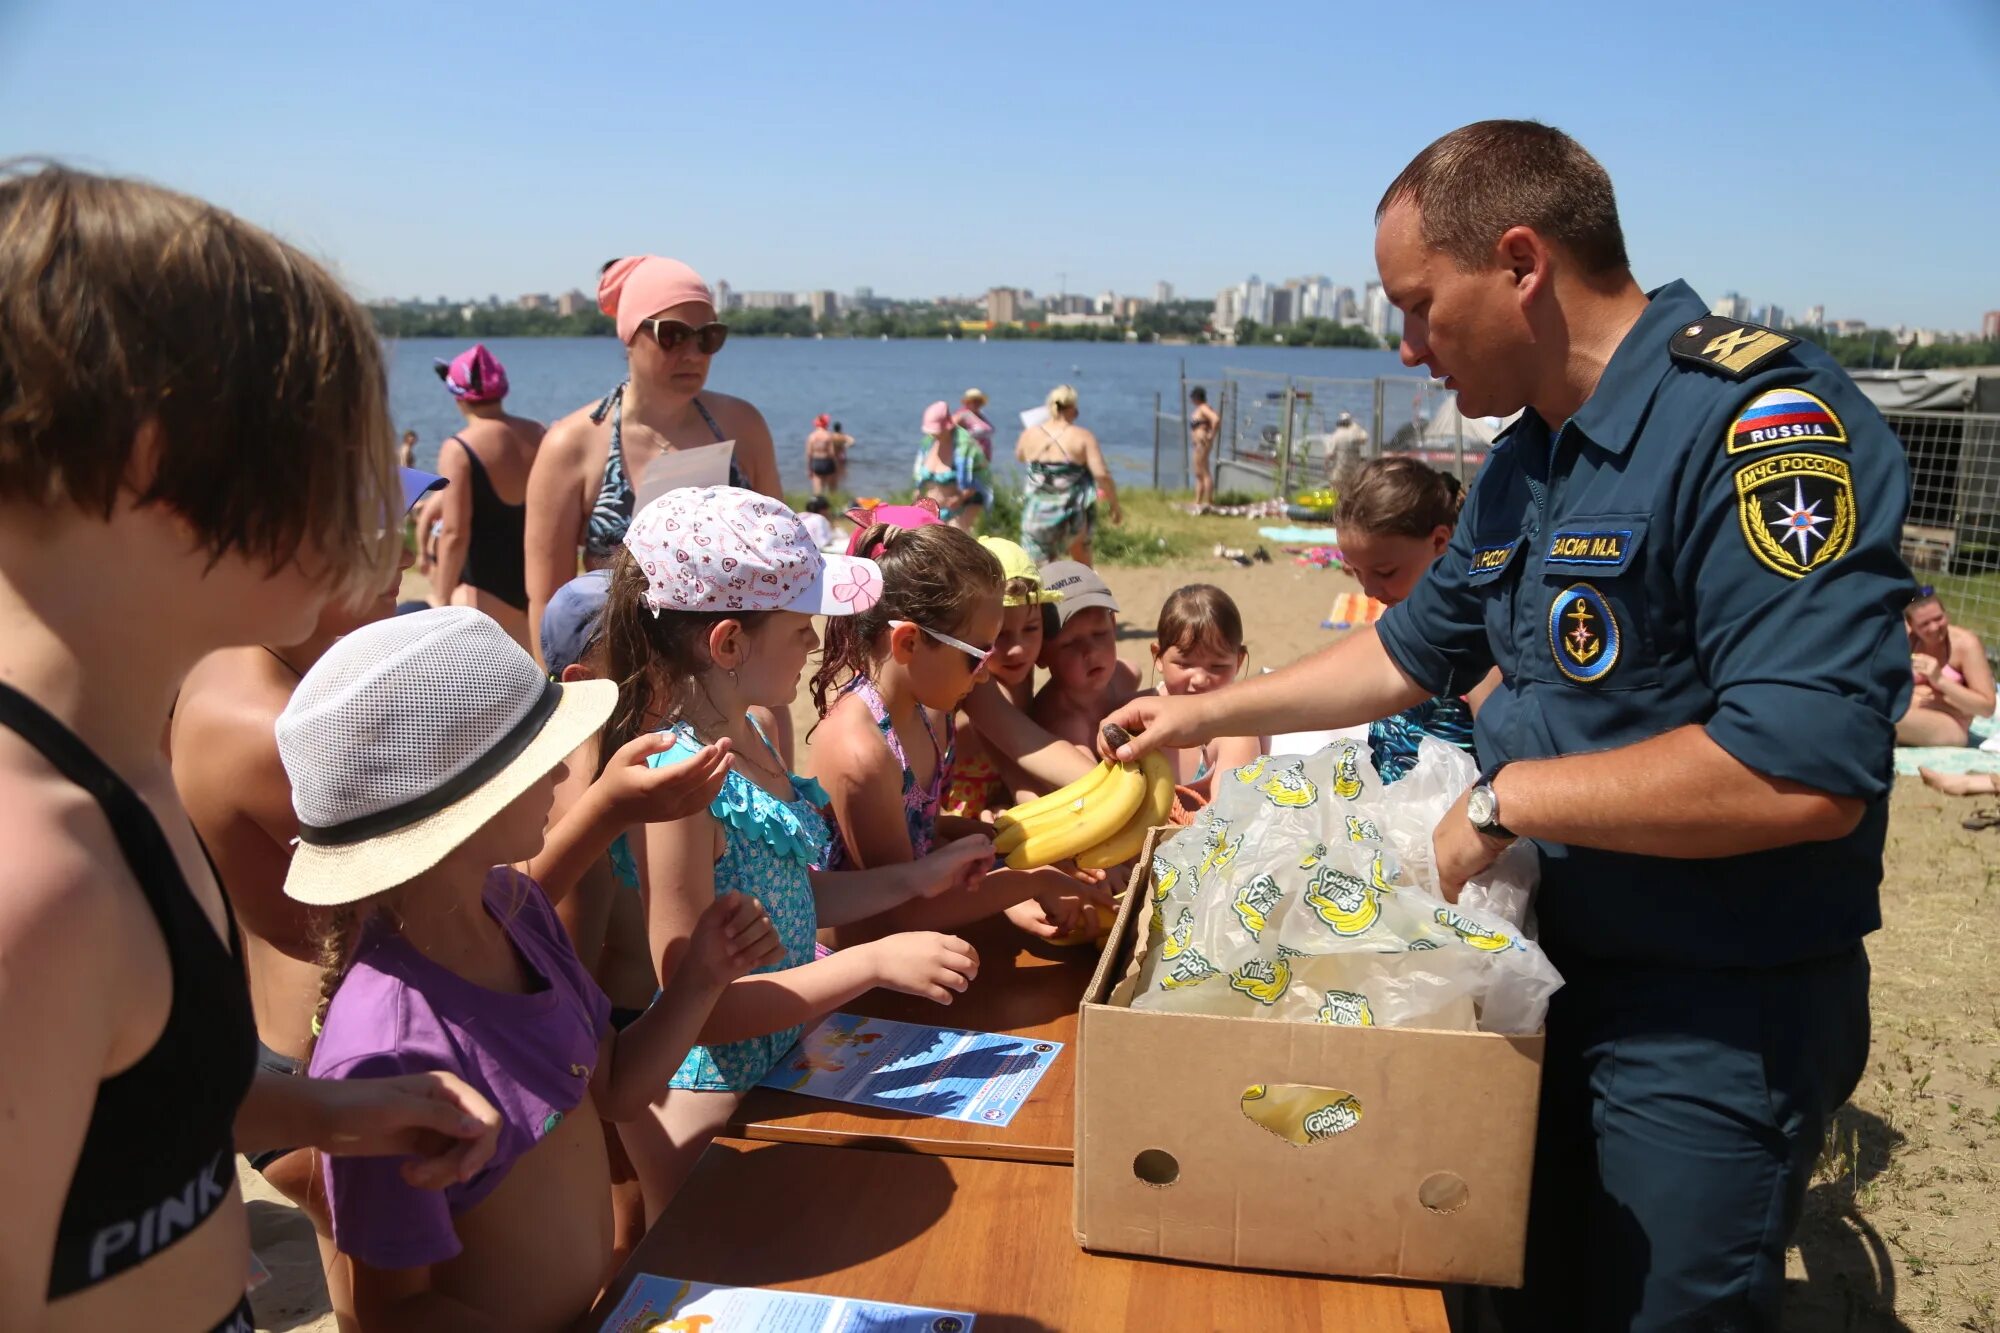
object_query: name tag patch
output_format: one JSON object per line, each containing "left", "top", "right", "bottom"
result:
{"left": 1545, "top": 529, "right": 1632, "bottom": 567}
{"left": 1727, "top": 387, "right": 1847, "bottom": 455}
{"left": 1548, "top": 583, "right": 1620, "bottom": 683}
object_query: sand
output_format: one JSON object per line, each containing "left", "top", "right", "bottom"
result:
{"left": 253, "top": 554, "right": 1998, "bottom": 1332}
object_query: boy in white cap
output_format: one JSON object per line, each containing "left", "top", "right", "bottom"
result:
{"left": 1032, "top": 560, "right": 1144, "bottom": 759}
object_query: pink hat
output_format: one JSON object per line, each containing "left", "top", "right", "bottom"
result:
{"left": 433, "top": 344, "right": 508, "bottom": 402}
{"left": 597, "top": 256, "right": 716, "bottom": 345}
{"left": 921, "top": 400, "right": 953, "bottom": 435}
{"left": 843, "top": 498, "right": 943, "bottom": 557}
{"left": 625, "top": 486, "right": 882, "bottom": 617}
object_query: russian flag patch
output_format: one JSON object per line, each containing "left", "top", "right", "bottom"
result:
{"left": 1727, "top": 387, "right": 1847, "bottom": 454}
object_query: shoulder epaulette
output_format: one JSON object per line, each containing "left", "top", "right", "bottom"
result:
{"left": 1669, "top": 316, "right": 1795, "bottom": 379}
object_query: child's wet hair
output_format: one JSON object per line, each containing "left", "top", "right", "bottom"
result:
{"left": 1156, "top": 583, "right": 1246, "bottom": 657}
{"left": 810, "top": 523, "right": 1002, "bottom": 714}
{"left": 1334, "top": 456, "right": 1464, "bottom": 538}
{"left": 597, "top": 545, "right": 768, "bottom": 771}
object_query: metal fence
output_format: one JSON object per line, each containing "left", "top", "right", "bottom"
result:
{"left": 1889, "top": 407, "right": 2000, "bottom": 654}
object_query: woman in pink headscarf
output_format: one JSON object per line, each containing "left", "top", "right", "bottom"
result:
{"left": 522, "top": 256, "right": 783, "bottom": 660}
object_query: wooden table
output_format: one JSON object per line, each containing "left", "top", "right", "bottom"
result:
{"left": 597, "top": 1139, "right": 1450, "bottom": 1332}
{"left": 731, "top": 914, "right": 1097, "bottom": 1164}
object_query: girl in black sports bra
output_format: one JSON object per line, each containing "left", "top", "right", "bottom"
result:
{"left": 0, "top": 163, "right": 502, "bottom": 1333}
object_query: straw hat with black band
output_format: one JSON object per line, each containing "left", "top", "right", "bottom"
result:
{"left": 278, "top": 606, "right": 617, "bottom": 907}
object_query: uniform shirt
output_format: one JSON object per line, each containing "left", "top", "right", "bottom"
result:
{"left": 1377, "top": 281, "right": 1912, "bottom": 970}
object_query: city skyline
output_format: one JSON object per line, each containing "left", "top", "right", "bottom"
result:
{"left": 22, "top": 4, "right": 1987, "bottom": 327}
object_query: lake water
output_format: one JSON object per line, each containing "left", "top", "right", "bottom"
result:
{"left": 387, "top": 336, "right": 1416, "bottom": 497}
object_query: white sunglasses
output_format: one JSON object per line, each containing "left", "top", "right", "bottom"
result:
{"left": 890, "top": 619, "right": 995, "bottom": 670}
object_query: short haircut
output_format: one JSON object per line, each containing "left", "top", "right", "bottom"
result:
{"left": 1905, "top": 591, "right": 1942, "bottom": 617}
{"left": 1376, "top": 120, "right": 1629, "bottom": 278}
{"left": 1156, "top": 583, "right": 1244, "bottom": 656}
{"left": 805, "top": 495, "right": 830, "bottom": 514}
{"left": 1189, "top": 386, "right": 1207, "bottom": 404}
{"left": 0, "top": 163, "right": 399, "bottom": 597}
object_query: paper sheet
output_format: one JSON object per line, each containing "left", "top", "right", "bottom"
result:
{"left": 757, "top": 1013, "right": 1061, "bottom": 1127}
{"left": 600, "top": 1275, "right": 975, "bottom": 1333}
{"left": 1017, "top": 406, "right": 1050, "bottom": 430}
{"left": 631, "top": 439, "right": 737, "bottom": 511}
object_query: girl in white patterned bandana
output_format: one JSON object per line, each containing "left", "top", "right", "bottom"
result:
{"left": 602, "top": 486, "right": 997, "bottom": 1214}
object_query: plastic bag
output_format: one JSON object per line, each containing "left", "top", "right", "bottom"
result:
{"left": 1130, "top": 738, "right": 1562, "bottom": 1034}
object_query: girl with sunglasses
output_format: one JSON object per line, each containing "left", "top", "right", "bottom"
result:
{"left": 810, "top": 514, "right": 1105, "bottom": 945}
{"left": 522, "top": 255, "right": 784, "bottom": 670}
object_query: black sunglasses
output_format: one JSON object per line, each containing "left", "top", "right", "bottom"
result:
{"left": 643, "top": 318, "right": 729, "bottom": 356}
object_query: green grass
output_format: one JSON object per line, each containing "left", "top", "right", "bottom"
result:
{"left": 1922, "top": 567, "right": 2000, "bottom": 655}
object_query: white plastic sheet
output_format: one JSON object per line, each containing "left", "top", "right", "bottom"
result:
{"left": 1130, "top": 738, "right": 1562, "bottom": 1034}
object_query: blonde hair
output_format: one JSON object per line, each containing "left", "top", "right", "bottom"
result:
{"left": 1046, "top": 384, "right": 1079, "bottom": 418}
{"left": 0, "top": 163, "right": 399, "bottom": 600}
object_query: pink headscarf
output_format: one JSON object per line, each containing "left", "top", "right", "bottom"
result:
{"left": 597, "top": 256, "right": 716, "bottom": 345}
{"left": 921, "top": 400, "right": 954, "bottom": 437}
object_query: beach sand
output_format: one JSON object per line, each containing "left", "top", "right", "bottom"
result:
{"left": 250, "top": 553, "right": 1997, "bottom": 1333}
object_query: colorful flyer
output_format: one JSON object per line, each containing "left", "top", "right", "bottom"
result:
{"left": 599, "top": 1275, "right": 975, "bottom": 1332}
{"left": 757, "top": 1013, "right": 1062, "bottom": 1127}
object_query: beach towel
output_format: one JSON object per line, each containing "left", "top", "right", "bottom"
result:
{"left": 1323, "top": 593, "right": 1386, "bottom": 630}
{"left": 1894, "top": 714, "right": 2000, "bottom": 776}
{"left": 1258, "top": 525, "right": 1340, "bottom": 544}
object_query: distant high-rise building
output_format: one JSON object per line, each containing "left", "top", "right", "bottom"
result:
{"left": 1802, "top": 304, "right": 1825, "bottom": 329}
{"left": 852, "top": 286, "right": 874, "bottom": 307}
{"left": 714, "top": 279, "right": 735, "bottom": 312}
{"left": 1984, "top": 310, "right": 2000, "bottom": 341}
{"left": 1268, "top": 287, "right": 1296, "bottom": 327}
{"left": 1213, "top": 286, "right": 1239, "bottom": 332}
{"left": 986, "top": 287, "right": 1020, "bottom": 324}
{"left": 1713, "top": 291, "right": 1749, "bottom": 321}
{"left": 1097, "top": 289, "right": 1119, "bottom": 316}
{"left": 1240, "top": 276, "right": 1270, "bottom": 326}
{"left": 1363, "top": 282, "right": 1399, "bottom": 342}
{"left": 807, "top": 290, "right": 839, "bottom": 321}
{"left": 1758, "top": 304, "right": 1785, "bottom": 330}
{"left": 1154, "top": 281, "right": 1174, "bottom": 305}
{"left": 556, "top": 289, "right": 590, "bottom": 317}
{"left": 740, "top": 291, "right": 797, "bottom": 310}
{"left": 1334, "top": 287, "right": 1359, "bottom": 325}
{"left": 517, "top": 293, "right": 551, "bottom": 311}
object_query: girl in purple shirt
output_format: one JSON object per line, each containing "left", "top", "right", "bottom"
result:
{"left": 282, "top": 608, "right": 782, "bottom": 1333}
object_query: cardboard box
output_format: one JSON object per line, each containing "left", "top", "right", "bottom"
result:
{"left": 1073, "top": 828, "right": 1544, "bottom": 1287}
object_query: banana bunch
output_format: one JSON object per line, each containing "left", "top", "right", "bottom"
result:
{"left": 992, "top": 727, "right": 1176, "bottom": 872}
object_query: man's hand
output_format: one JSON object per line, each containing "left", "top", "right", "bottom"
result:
{"left": 599, "top": 732, "right": 733, "bottom": 824}
{"left": 1432, "top": 786, "right": 1513, "bottom": 903}
{"left": 313, "top": 1072, "right": 504, "bottom": 1189}
{"left": 1098, "top": 693, "right": 1209, "bottom": 763}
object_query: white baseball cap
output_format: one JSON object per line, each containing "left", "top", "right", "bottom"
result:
{"left": 624, "top": 485, "right": 883, "bottom": 617}
{"left": 277, "top": 607, "right": 616, "bottom": 905}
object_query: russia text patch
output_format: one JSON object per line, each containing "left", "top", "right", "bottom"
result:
{"left": 1734, "top": 451, "right": 1856, "bottom": 578}
{"left": 1727, "top": 387, "right": 1848, "bottom": 454}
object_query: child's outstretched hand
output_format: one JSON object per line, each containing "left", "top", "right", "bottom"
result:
{"left": 683, "top": 892, "right": 784, "bottom": 991}
{"left": 913, "top": 834, "right": 996, "bottom": 899}
{"left": 599, "top": 732, "right": 733, "bottom": 824}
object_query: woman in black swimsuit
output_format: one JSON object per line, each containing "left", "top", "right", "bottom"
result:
{"left": 0, "top": 165, "right": 500, "bottom": 1333}
{"left": 521, "top": 255, "right": 786, "bottom": 665}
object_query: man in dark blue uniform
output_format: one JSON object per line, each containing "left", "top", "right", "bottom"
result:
{"left": 1105, "top": 120, "right": 1910, "bottom": 1330}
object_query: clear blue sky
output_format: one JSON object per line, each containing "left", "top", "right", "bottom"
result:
{"left": 4, "top": 0, "right": 1996, "bottom": 328}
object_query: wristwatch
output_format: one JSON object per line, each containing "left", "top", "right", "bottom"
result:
{"left": 1467, "top": 763, "right": 1515, "bottom": 840}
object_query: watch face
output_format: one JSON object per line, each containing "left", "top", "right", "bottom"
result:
{"left": 1467, "top": 786, "right": 1497, "bottom": 827}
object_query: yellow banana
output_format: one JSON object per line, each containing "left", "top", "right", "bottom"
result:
{"left": 1435, "top": 907, "right": 1515, "bottom": 952}
{"left": 1003, "top": 759, "right": 1147, "bottom": 869}
{"left": 1074, "top": 751, "right": 1175, "bottom": 870}
{"left": 1331, "top": 741, "right": 1364, "bottom": 800}
{"left": 993, "top": 761, "right": 1116, "bottom": 856}
{"left": 1230, "top": 873, "right": 1285, "bottom": 939}
{"left": 1304, "top": 865, "right": 1380, "bottom": 937}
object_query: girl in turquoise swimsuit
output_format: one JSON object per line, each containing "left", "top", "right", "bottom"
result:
{"left": 598, "top": 485, "right": 994, "bottom": 1213}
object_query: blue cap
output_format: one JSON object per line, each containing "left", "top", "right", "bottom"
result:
{"left": 400, "top": 467, "right": 446, "bottom": 513}
{"left": 540, "top": 569, "right": 613, "bottom": 677}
